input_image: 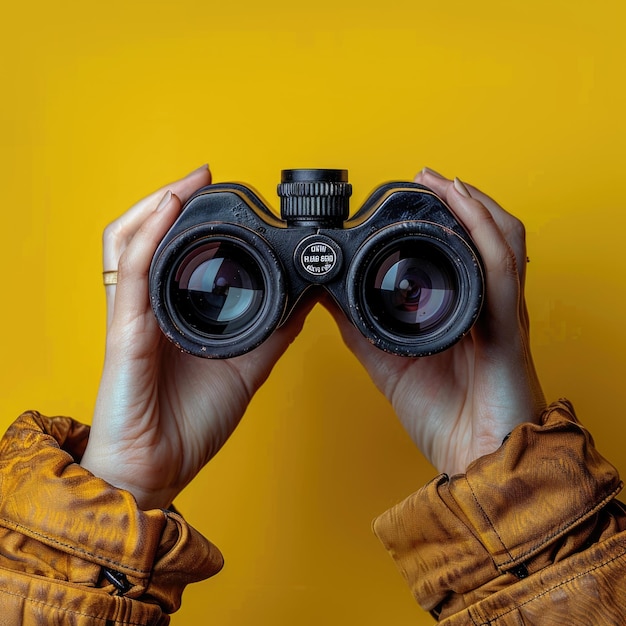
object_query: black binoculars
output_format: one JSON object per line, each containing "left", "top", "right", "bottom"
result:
{"left": 149, "top": 169, "right": 484, "bottom": 358}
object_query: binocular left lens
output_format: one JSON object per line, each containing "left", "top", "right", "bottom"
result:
{"left": 153, "top": 224, "right": 286, "bottom": 358}
{"left": 168, "top": 240, "right": 267, "bottom": 339}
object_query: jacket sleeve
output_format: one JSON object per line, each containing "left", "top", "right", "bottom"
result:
{"left": 0, "top": 411, "right": 224, "bottom": 626}
{"left": 373, "top": 400, "right": 626, "bottom": 625}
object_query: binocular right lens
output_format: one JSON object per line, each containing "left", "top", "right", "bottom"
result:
{"left": 348, "top": 222, "right": 483, "bottom": 356}
{"left": 363, "top": 242, "right": 457, "bottom": 336}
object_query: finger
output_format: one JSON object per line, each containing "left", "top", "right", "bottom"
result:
{"left": 104, "top": 165, "right": 211, "bottom": 328}
{"left": 415, "top": 169, "right": 527, "bottom": 284}
{"left": 103, "top": 164, "right": 211, "bottom": 272}
{"left": 109, "top": 191, "right": 182, "bottom": 334}
{"left": 416, "top": 169, "right": 530, "bottom": 331}
{"left": 457, "top": 179, "right": 528, "bottom": 292}
{"left": 416, "top": 173, "right": 522, "bottom": 346}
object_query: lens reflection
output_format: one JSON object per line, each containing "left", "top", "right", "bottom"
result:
{"left": 364, "top": 243, "right": 457, "bottom": 336}
{"left": 171, "top": 241, "right": 265, "bottom": 338}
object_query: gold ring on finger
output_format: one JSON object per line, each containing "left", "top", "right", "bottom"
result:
{"left": 102, "top": 270, "right": 118, "bottom": 286}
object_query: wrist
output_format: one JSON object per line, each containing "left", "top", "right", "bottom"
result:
{"left": 80, "top": 449, "right": 175, "bottom": 511}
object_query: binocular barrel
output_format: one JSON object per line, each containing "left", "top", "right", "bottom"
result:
{"left": 149, "top": 169, "right": 484, "bottom": 358}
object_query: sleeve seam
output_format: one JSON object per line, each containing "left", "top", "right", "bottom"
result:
{"left": 474, "top": 482, "right": 623, "bottom": 569}
{"left": 0, "top": 516, "right": 156, "bottom": 576}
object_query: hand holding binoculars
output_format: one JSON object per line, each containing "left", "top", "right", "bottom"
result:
{"left": 149, "top": 169, "right": 484, "bottom": 358}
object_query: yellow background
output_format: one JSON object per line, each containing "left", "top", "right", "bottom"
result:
{"left": 1, "top": 1, "right": 625, "bottom": 623}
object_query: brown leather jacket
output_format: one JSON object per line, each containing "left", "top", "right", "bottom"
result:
{"left": 374, "top": 400, "right": 626, "bottom": 624}
{"left": 1, "top": 401, "right": 624, "bottom": 624}
{"left": 0, "top": 412, "right": 223, "bottom": 624}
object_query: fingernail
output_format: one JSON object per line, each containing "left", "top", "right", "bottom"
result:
{"left": 422, "top": 166, "right": 445, "bottom": 178}
{"left": 156, "top": 190, "right": 173, "bottom": 212}
{"left": 453, "top": 177, "right": 472, "bottom": 198}
{"left": 188, "top": 163, "right": 209, "bottom": 176}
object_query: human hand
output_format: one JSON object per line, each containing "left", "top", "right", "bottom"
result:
{"left": 81, "top": 165, "right": 311, "bottom": 510}
{"left": 325, "top": 168, "right": 546, "bottom": 476}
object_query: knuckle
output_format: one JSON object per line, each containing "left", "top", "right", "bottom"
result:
{"left": 504, "top": 214, "right": 526, "bottom": 244}
{"left": 510, "top": 215, "right": 526, "bottom": 240}
{"left": 116, "top": 251, "right": 135, "bottom": 279}
{"left": 102, "top": 220, "right": 122, "bottom": 249}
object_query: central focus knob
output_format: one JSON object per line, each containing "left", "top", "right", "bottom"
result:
{"left": 278, "top": 169, "right": 352, "bottom": 227}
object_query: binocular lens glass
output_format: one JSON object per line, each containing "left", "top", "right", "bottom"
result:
{"left": 364, "top": 242, "right": 457, "bottom": 337}
{"left": 169, "top": 241, "right": 266, "bottom": 338}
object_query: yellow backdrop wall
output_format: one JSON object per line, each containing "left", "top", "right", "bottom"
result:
{"left": 1, "top": 1, "right": 625, "bottom": 624}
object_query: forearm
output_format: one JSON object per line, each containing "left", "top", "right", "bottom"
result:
{"left": 0, "top": 411, "right": 223, "bottom": 625}
{"left": 374, "top": 400, "right": 626, "bottom": 624}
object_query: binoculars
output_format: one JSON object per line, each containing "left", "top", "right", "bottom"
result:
{"left": 149, "top": 169, "right": 484, "bottom": 358}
